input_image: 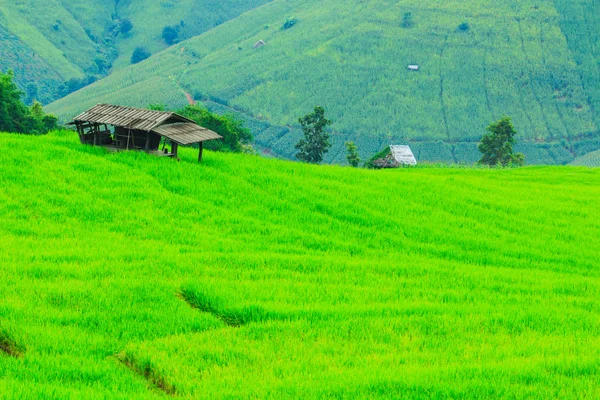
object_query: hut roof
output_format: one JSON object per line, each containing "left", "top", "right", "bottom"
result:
{"left": 153, "top": 122, "right": 222, "bottom": 145}
{"left": 390, "top": 145, "right": 417, "bottom": 165}
{"left": 69, "top": 104, "right": 222, "bottom": 145}
{"left": 70, "top": 104, "right": 193, "bottom": 131}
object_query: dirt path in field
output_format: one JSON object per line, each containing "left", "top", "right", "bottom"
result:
{"left": 185, "top": 92, "right": 196, "bottom": 105}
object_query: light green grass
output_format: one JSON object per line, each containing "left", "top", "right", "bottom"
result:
{"left": 46, "top": 0, "right": 600, "bottom": 164}
{"left": 0, "top": 131, "right": 599, "bottom": 398}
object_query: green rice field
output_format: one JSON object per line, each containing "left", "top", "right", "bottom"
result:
{"left": 1, "top": 131, "right": 599, "bottom": 398}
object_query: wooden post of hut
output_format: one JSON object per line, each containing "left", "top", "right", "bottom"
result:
{"left": 198, "top": 142, "right": 204, "bottom": 163}
{"left": 172, "top": 142, "right": 178, "bottom": 159}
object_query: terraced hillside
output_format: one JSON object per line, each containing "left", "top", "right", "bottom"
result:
{"left": 0, "top": 0, "right": 270, "bottom": 103}
{"left": 572, "top": 148, "right": 600, "bottom": 167}
{"left": 1, "top": 131, "right": 600, "bottom": 398}
{"left": 46, "top": 0, "right": 600, "bottom": 164}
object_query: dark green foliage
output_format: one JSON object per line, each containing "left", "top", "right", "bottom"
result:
{"left": 176, "top": 105, "right": 252, "bottom": 152}
{"left": 131, "top": 47, "right": 151, "bottom": 64}
{"left": 295, "top": 106, "right": 332, "bottom": 164}
{"left": 345, "top": 141, "right": 360, "bottom": 167}
{"left": 0, "top": 71, "right": 58, "bottom": 135}
{"left": 148, "top": 104, "right": 166, "bottom": 111}
{"left": 458, "top": 22, "right": 470, "bottom": 32}
{"left": 401, "top": 12, "right": 414, "bottom": 28}
{"left": 364, "top": 146, "right": 392, "bottom": 169}
{"left": 282, "top": 16, "right": 298, "bottom": 30}
{"left": 478, "top": 116, "right": 525, "bottom": 167}
{"left": 119, "top": 19, "right": 133, "bottom": 35}
{"left": 162, "top": 26, "right": 179, "bottom": 45}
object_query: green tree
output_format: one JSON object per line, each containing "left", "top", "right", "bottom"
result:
{"left": 345, "top": 141, "right": 360, "bottom": 167}
{"left": 162, "top": 26, "right": 179, "bottom": 45}
{"left": 131, "top": 47, "right": 151, "bottom": 64}
{"left": 295, "top": 106, "right": 332, "bottom": 164}
{"left": 478, "top": 116, "right": 525, "bottom": 166}
{"left": 176, "top": 105, "right": 252, "bottom": 152}
{"left": 0, "top": 71, "right": 57, "bottom": 134}
{"left": 119, "top": 18, "right": 133, "bottom": 35}
{"left": 401, "top": 12, "right": 414, "bottom": 28}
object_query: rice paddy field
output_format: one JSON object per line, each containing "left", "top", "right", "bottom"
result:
{"left": 1, "top": 131, "right": 600, "bottom": 399}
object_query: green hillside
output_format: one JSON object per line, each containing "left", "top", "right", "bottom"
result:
{"left": 46, "top": 0, "right": 600, "bottom": 164}
{"left": 571, "top": 148, "right": 600, "bottom": 167}
{"left": 0, "top": 0, "right": 270, "bottom": 103}
{"left": 1, "top": 131, "right": 600, "bottom": 398}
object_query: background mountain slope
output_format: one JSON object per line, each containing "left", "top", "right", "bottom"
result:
{"left": 40, "top": 0, "right": 600, "bottom": 164}
{"left": 0, "top": 0, "right": 270, "bottom": 103}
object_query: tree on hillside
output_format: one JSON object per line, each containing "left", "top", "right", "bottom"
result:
{"left": 176, "top": 105, "right": 252, "bottom": 152}
{"left": 295, "top": 106, "right": 332, "bottom": 164}
{"left": 478, "top": 116, "right": 525, "bottom": 167}
{"left": 162, "top": 26, "right": 180, "bottom": 45}
{"left": 131, "top": 47, "right": 151, "bottom": 64}
{"left": 0, "top": 71, "right": 57, "bottom": 134}
{"left": 401, "top": 12, "right": 414, "bottom": 28}
{"left": 119, "top": 18, "right": 133, "bottom": 35}
{"left": 345, "top": 141, "right": 360, "bottom": 167}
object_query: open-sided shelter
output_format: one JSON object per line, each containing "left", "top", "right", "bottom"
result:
{"left": 68, "top": 104, "right": 222, "bottom": 162}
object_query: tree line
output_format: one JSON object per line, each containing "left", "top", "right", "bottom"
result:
{"left": 0, "top": 71, "right": 58, "bottom": 135}
{"left": 294, "top": 106, "right": 525, "bottom": 167}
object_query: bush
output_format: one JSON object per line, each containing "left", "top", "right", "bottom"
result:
{"left": 162, "top": 26, "right": 179, "bottom": 45}
{"left": 0, "top": 71, "right": 58, "bottom": 134}
{"left": 176, "top": 105, "right": 252, "bottom": 152}
{"left": 401, "top": 12, "right": 414, "bottom": 28}
{"left": 131, "top": 47, "right": 151, "bottom": 64}
{"left": 119, "top": 19, "right": 133, "bottom": 35}
{"left": 282, "top": 16, "right": 298, "bottom": 30}
{"left": 458, "top": 22, "right": 470, "bottom": 32}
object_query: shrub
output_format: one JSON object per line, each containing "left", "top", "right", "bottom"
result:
{"left": 162, "top": 26, "right": 179, "bottom": 45}
{"left": 282, "top": 16, "right": 298, "bottom": 30}
{"left": 131, "top": 47, "right": 151, "bottom": 64}
{"left": 176, "top": 105, "right": 252, "bottom": 152}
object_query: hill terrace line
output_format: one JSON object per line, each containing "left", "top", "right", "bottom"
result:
{"left": 68, "top": 104, "right": 222, "bottom": 162}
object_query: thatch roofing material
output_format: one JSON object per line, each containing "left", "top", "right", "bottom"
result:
{"left": 152, "top": 123, "right": 222, "bottom": 145}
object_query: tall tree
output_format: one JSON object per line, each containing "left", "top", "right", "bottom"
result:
{"left": 295, "top": 106, "right": 332, "bottom": 164}
{"left": 0, "top": 71, "right": 58, "bottom": 134}
{"left": 345, "top": 141, "right": 360, "bottom": 167}
{"left": 478, "top": 116, "right": 525, "bottom": 166}
{"left": 0, "top": 70, "right": 30, "bottom": 133}
{"left": 176, "top": 105, "right": 252, "bottom": 152}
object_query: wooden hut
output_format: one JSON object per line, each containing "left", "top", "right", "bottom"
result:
{"left": 68, "top": 104, "right": 222, "bottom": 162}
{"left": 253, "top": 40, "right": 266, "bottom": 49}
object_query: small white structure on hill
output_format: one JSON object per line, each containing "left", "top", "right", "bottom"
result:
{"left": 254, "top": 40, "right": 266, "bottom": 49}
{"left": 408, "top": 65, "right": 419, "bottom": 71}
{"left": 390, "top": 145, "right": 417, "bottom": 166}
{"left": 372, "top": 145, "right": 417, "bottom": 168}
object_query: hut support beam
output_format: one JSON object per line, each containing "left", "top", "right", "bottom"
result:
{"left": 198, "top": 142, "right": 204, "bottom": 163}
{"left": 172, "top": 142, "right": 178, "bottom": 159}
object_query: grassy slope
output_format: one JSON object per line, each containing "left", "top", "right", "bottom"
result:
{"left": 0, "top": 131, "right": 599, "bottom": 398}
{"left": 0, "top": 0, "right": 270, "bottom": 103}
{"left": 47, "top": 0, "right": 600, "bottom": 164}
{"left": 571, "top": 148, "right": 600, "bottom": 167}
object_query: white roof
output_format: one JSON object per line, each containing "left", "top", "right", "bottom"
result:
{"left": 390, "top": 145, "right": 417, "bottom": 165}
{"left": 408, "top": 65, "right": 419, "bottom": 70}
